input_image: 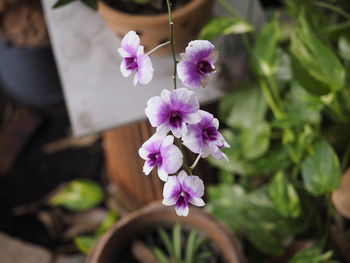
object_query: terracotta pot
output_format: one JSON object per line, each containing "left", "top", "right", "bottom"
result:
{"left": 332, "top": 168, "right": 350, "bottom": 219}
{"left": 87, "top": 201, "right": 246, "bottom": 263}
{"left": 98, "top": 0, "right": 213, "bottom": 55}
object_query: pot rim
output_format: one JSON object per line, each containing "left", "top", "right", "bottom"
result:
{"left": 98, "top": 0, "right": 211, "bottom": 25}
{"left": 88, "top": 201, "right": 246, "bottom": 263}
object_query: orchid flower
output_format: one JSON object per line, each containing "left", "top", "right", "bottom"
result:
{"left": 139, "top": 134, "right": 183, "bottom": 181}
{"left": 177, "top": 40, "right": 218, "bottom": 90}
{"left": 145, "top": 88, "right": 201, "bottom": 138}
{"left": 118, "top": 31, "right": 154, "bottom": 85}
{"left": 162, "top": 170, "right": 205, "bottom": 216}
{"left": 182, "top": 110, "right": 229, "bottom": 160}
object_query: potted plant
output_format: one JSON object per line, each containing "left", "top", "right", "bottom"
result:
{"left": 53, "top": 0, "right": 213, "bottom": 55}
{"left": 87, "top": 201, "right": 246, "bottom": 263}
{"left": 198, "top": 0, "right": 350, "bottom": 261}
{"left": 0, "top": 0, "right": 63, "bottom": 107}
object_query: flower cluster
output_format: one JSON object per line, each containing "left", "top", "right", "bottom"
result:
{"left": 119, "top": 31, "right": 229, "bottom": 216}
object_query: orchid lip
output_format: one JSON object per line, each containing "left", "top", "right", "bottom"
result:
{"left": 125, "top": 57, "right": 138, "bottom": 71}
{"left": 202, "top": 126, "right": 218, "bottom": 141}
{"left": 197, "top": 60, "right": 214, "bottom": 74}
{"left": 169, "top": 111, "right": 183, "bottom": 128}
{"left": 147, "top": 152, "right": 162, "bottom": 166}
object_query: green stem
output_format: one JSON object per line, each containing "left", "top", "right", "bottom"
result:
{"left": 165, "top": 0, "right": 177, "bottom": 89}
{"left": 266, "top": 75, "right": 283, "bottom": 111}
{"left": 216, "top": 0, "right": 243, "bottom": 19}
{"left": 260, "top": 78, "right": 284, "bottom": 119}
{"left": 314, "top": 0, "right": 350, "bottom": 20}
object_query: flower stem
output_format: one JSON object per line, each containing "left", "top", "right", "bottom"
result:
{"left": 190, "top": 154, "right": 202, "bottom": 170}
{"left": 146, "top": 41, "right": 171, "bottom": 56}
{"left": 165, "top": 0, "right": 177, "bottom": 89}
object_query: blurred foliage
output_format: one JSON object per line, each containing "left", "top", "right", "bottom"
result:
{"left": 148, "top": 224, "right": 213, "bottom": 263}
{"left": 201, "top": 0, "right": 350, "bottom": 260}
{"left": 49, "top": 179, "right": 104, "bottom": 211}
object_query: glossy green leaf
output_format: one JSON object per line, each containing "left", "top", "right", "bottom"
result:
{"left": 74, "top": 236, "right": 98, "bottom": 255}
{"left": 49, "top": 179, "right": 104, "bottom": 211}
{"left": 288, "top": 247, "right": 333, "bottom": 263}
{"left": 199, "top": 17, "right": 254, "bottom": 41}
{"left": 275, "top": 82, "right": 323, "bottom": 128}
{"left": 290, "top": 17, "right": 345, "bottom": 96}
{"left": 208, "top": 185, "right": 307, "bottom": 255}
{"left": 269, "top": 171, "right": 301, "bottom": 218}
{"left": 251, "top": 16, "right": 280, "bottom": 77}
{"left": 95, "top": 211, "right": 118, "bottom": 236}
{"left": 241, "top": 121, "right": 271, "bottom": 160}
{"left": 220, "top": 86, "right": 267, "bottom": 129}
{"left": 301, "top": 139, "right": 341, "bottom": 196}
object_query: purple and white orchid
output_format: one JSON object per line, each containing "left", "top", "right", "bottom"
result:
{"left": 139, "top": 134, "right": 183, "bottom": 181}
{"left": 177, "top": 40, "right": 218, "bottom": 90}
{"left": 182, "top": 110, "right": 229, "bottom": 160}
{"left": 145, "top": 88, "right": 201, "bottom": 138}
{"left": 118, "top": 31, "right": 154, "bottom": 85}
{"left": 162, "top": 170, "right": 205, "bottom": 216}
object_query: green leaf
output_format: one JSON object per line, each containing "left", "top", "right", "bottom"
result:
{"left": 251, "top": 15, "right": 280, "bottom": 77}
{"left": 95, "top": 211, "right": 118, "bottom": 236}
{"left": 301, "top": 139, "right": 341, "bottom": 196}
{"left": 173, "top": 224, "right": 182, "bottom": 262}
{"left": 199, "top": 17, "right": 254, "bottom": 41}
{"left": 268, "top": 171, "right": 301, "bottom": 218}
{"left": 49, "top": 179, "right": 104, "bottom": 211}
{"left": 283, "top": 126, "right": 317, "bottom": 164}
{"left": 152, "top": 247, "right": 169, "bottom": 263}
{"left": 208, "top": 185, "right": 307, "bottom": 255}
{"left": 74, "top": 236, "right": 98, "bottom": 255}
{"left": 288, "top": 247, "right": 333, "bottom": 263}
{"left": 274, "top": 82, "right": 323, "bottom": 128}
{"left": 53, "top": 0, "right": 77, "bottom": 8}
{"left": 185, "top": 230, "right": 197, "bottom": 263}
{"left": 157, "top": 228, "right": 175, "bottom": 258}
{"left": 82, "top": 0, "right": 97, "bottom": 9}
{"left": 220, "top": 86, "right": 268, "bottom": 129}
{"left": 241, "top": 121, "right": 271, "bottom": 160}
{"left": 338, "top": 34, "right": 350, "bottom": 62}
{"left": 290, "top": 17, "right": 345, "bottom": 96}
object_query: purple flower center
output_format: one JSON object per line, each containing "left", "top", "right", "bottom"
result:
{"left": 147, "top": 152, "right": 162, "bottom": 167}
{"left": 202, "top": 126, "right": 218, "bottom": 142}
{"left": 176, "top": 191, "right": 189, "bottom": 209}
{"left": 169, "top": 111, "right": 183, "bottom": 128}
{"left": 197, "top": 60, "right": 214, "bottom": 74}
{"left": 125, "top": 57, "right": 138, "bottom": 71}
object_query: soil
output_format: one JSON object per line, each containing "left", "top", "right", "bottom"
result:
{"left": 103, "top": 0, "right": 191, "bottom": 15}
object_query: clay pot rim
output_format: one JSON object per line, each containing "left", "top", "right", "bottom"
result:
{"left": 88, "top": 201, "right": 246, "bottom": 263}
{"left": 98, "top": 0, "right": 210, "bottom": 25}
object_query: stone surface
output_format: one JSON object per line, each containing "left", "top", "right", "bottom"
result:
{"left": 42, "top": 0, "right": 265, "bottom": 136}
{"left": 0, "top": 232, "right": 52, "bottom": 263}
